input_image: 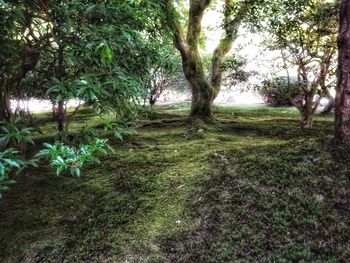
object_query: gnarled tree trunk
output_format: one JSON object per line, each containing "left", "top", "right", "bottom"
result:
{"left": 166, "top": 0, "right": 252, "bottom": 119}
{"left": 335, "top": 0, "right": 350, "bottom": 143}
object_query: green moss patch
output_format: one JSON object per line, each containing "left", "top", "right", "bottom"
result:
{"left": 0, "top": 105, "right": 349, "bottom": 262}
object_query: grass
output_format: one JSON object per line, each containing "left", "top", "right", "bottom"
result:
{"left": 1, "top": 104, "right": 350, "bottom": 262}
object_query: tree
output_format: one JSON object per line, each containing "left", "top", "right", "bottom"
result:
{"left": 0, "top": 1, "right": 52, "bottom": 120}
{"left": 146, "top": 47, "right": 184, "bottom": 106}
{"left": 260, "top": 0, "right": 338, "bottom": 128}
{"left": 40, "top": 1, "right": 168, "bottom": 134}
{"left": 1, "top": 0, "right": 168, "bottom": 136}
{"left": 335, "top": 0, "right": 350, "bottom": 143}
{"left": 164, "top": 0, "right": 254, "bottom": 119}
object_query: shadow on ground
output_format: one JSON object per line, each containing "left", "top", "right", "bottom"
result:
{"left": 1, "top": 106, "right": 349, "bottom": 262}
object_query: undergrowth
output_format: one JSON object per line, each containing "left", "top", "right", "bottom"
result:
{"left": 0, "top": 104, "right": 349, "bottom": 262}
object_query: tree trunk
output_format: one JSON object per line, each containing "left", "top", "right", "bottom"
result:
{"left": 293, "top": 88, "right": 320, "bottom": 129}
{"left": 56, "top": 45, "right": 66, "bottom": 134}
{"left": 300, "top": 110, "right": 314, "bottom": 129}
{"left": 51, "top": 100, "right": 57, "bottom": 120}
{"left": 165, "top": 0, "right": 251, "bottom": 120}
{"left": 1, "top": 44, "right": 41, "bottom": 121}
{"left": 189, "top": 79, "right": 214, "bottom": 118}
{"left": 57, "top": 100, "right": 65, "bottom": 133}
{"left": 300, "top": 94, "right": 315, "bottom": 129}
{"left": 0, "top": 75, "right": 13, "bottom": 121}
{"left": 335, "top": 0, "right": 350, "bottom": 143}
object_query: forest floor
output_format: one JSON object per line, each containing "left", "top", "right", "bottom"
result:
{"left": 1, "top": 104, "right": 350, "bottom": 262}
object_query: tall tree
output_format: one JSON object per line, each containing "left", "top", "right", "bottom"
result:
{"left": 260, "top": 0, "right": 338, "bottom": 128}
{"left": 335, "top": 0, "right": 350, "bottom": 143}
{"left": 0, "top": 1, "right": 52, "bottom": 120}
{"left": 165, "top": 0, "right": 253, "bottom": 119}
{"left": 0, "top": 0, "right": 168, "bottom": 134}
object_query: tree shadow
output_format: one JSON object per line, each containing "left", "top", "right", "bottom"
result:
{"left": 159, "top": 141, "right": 350, "bottom": 262}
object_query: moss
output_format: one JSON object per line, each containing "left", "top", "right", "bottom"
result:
{"left": 0, "top": 104, "right": 349, "bottom": 262}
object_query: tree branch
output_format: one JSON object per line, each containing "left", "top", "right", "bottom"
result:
{"left": 165, "top": 0, "right": 190, "bottom": 58}
{"left": 211, "top": 0, "right": 252, "bottom": 92}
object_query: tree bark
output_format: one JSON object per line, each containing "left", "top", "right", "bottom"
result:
{"left": 0, "top": 75, "right": 13, "bottom": 121}
{"left": 165, "top": 0, "right": 251, "bottom": 119}
{"left": 56, "top": 45, "right": 66, "bottom": 134}
{"left": 335, "top": 0, "right": 350, "bottom": 143}
{"left": 57, "top": 100, "right": 65, "bottom": 133}
{"left": 300, "top": 111, "right": 314, "bottom": 129}
{"left": 299, "top": 92, "right": 320, "bottom": 129}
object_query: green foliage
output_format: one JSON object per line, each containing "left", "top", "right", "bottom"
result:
{"left": 35, "top": 139, "right": 114, "bottom": 177}
{"left": 0, "top": 117, "right": 34, "bottom": 149}
{"left": 200, "top": 54, "right": 251, "bottom": 86}
{"left": 1, "top": 0, "right": 170, "bottom": 125}
{"left": 0, "top": 148, "right": 21, "bottom": 195}
{"left": 146, "top": 46, "right": 188, "bottom": 105}
{"left": 100, "top": 119, "right": 135, "bottom": 141}
{"left": 255, "top": 77, "right": 301, "bottom": 106}
{"left": 70, "top": 125, "right": 99, "bottom": 145}
{"left": 0, "top": 148, "right": 37, "bottom": 196}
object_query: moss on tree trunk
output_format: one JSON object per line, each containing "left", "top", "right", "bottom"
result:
{"left": 165, "top": 0, "right": 251, "bottom": 120}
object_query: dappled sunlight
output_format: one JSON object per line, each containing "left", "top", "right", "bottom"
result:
{"left": 11, "top": 99, "right": 82, "bottom": 113}
{"left": 1, "top": 0, "right": 348, "bottom": 262}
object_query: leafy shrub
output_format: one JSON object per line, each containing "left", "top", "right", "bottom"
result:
{"left": 70, "top": 125, "right": 100, "bottom": 144}
{"left": 0, "top": 117, "right": 34, "bottom": 152}
{"left": 101, "top": 119, "right": 135, "bottom": 141}
{"left": 0, "top": 149, "right": 21, "bottom": 195}
{"left": 255, "top": 77, "right": 301, "bottom": 106}
{"left": 35, "top": 138, "right": 114, "bottom": 177}
{"left": 0, "top": 148, "right": 37, "bottom": 196}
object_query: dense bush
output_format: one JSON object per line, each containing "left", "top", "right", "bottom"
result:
{"left": 255, "top": 77, "right": 301, "bottom": 106}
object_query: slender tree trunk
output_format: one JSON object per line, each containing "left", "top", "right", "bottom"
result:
{"left": 57, "top": 100, "right": 65, "bottom": 133}
{"left": 0, "top": 45, "right": 41, "bottom": 121}
{"left": 335, "top": 0, "right": 350, "bottom": 143}
{"left": 292, "top": 86, "right": 320, "bottom": 129}
{"left": 281, "top": 50, "right": 291, "bottom": 89}
{"left": 56, "top": 45, "right": 66, "bottom": 134}
{"left": 0, "top": 75, "right": 13, "bottom": 121}
{"left": 300, "top": 93, "right": 315, "bottom": 129}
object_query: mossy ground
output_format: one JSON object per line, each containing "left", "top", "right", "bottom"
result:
{"left": 1, "top": 104, "right": 350, "bottom": 262}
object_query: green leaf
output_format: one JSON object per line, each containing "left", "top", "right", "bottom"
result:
{"left": 0, "top": 163, "right": 4, "bottom": 176}
{"left": 3, "top": 159, "right": 20, "bottom": 168}
{"left": 56, "top": 166, "right": 65, "bottom": 176}
{"left": 1, "top": 180, "right": 16, "bottom": 186}
{"left": 70, "top": 167, "right": 81, "bottom": 177}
